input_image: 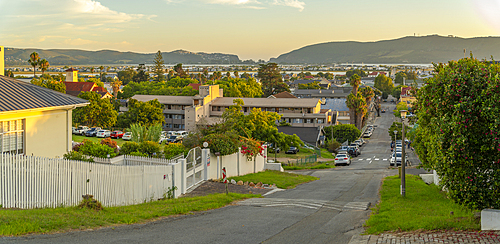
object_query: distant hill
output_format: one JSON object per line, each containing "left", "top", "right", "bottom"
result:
{"left": 4, "top": 48, "right": 242, "bottom": 66}
{"left": 270, "top": 35, "right": 500, "bottom": 64}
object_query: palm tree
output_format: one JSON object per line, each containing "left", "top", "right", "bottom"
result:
{"left": 39, "top": 59, "right": 50, "bottom": 75}
{"left": 349, "top": 74, "right": 361, "bottom": 94}
{"left": 90, "top": 67, "right": 95, "bottom": 76}
{"left": 99, "top": 66, "right": 104, "bottom": 81}
{"left": 28, "top": 52, "right": 40, "bottom": 77}
{"left": 111, "top": 78, "right": 122, "bottom": 97}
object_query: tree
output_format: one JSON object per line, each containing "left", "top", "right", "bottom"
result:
{"left": 257, "top": 63, "right": 290, "bottom": 97}
{"left": 153, "top": 50, "right": 165, "bottom": 82}
{"left": 346, "top": 74, "right": 367, "bottom": 129}
{"left": 28, "top": 52, "right": 40, "bottom": 77}
{"left": 73, "top": 92, "right": 118, "bottom": 128}
{"left": 415, "top": 56, "right": 500, "bottom": 209}
{"left": 99, "top": 66, "right": 105, "bottom": 82}
{"left": 129, "top": 123, "right": 162, "bottom": 144}
{"left": 233, "top": 71, "right": 239, "bottom": 78}
{"left": 133, "top": 65, "right": 149, "bottom": 83}
{"left": 394, "top": 72, "right": 407, "bottom": 84}
{"left": 346, "top": 69, "right": 367, "bottom": 78}
{"left": 111, "top": 79, "right": 122, "bottom": 97}
{"left": 31, "top": 75, "right": 66, "bottom": 93}
{"left": 174, "top": 63, "right": 188, "bottom": 78}
{"left": 116, "top": 98, "right": 165, "bottom": 128}
{"left": 90, "top": 67, "right": 95, "bottom": 76}
{"left": 207, "top": 77, "right": 262, "bottom": 98}
{"left": 392, "top": 85, "right": 408, "bottom": 99}
{"left": 39, "top": 59, "right": 49, "bottom": 75}
{"left": 374, "top": 74, "right": 394, "bottom": 95}
{"left": 393, "top": 101, "right": 408, "bottom": 117}
{"left": 324, "top": 124, "right": 361, "bottom": 144}
{"left": 117, "top": 68, "right": 137, "bottom": 84}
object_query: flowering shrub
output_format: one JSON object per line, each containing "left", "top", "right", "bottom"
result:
{"left": 240, "top": 137, "right": 264, "bottom": 160}
{"left": 415, "top": 56, "right": 500, "bottom": 209}
{"left": 77, "top": 139, "right": 117, "bottom": 158}
{"left": 100, "top": 137, "right": 118, "bottom": 153}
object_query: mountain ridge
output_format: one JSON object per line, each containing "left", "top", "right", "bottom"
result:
{"left": 270, "top": 35, "right": 500, "bottom": 64}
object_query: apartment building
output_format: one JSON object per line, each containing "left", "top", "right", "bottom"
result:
{"left": 127, "top": 85, "right": 335, "bottom": 132}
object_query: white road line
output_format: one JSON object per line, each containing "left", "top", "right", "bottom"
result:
{"left": 375, "top": 158, "right": 380, "bottom": 161}
{"left": 382, "top": 158, "right": 388, "bottom": 161}
{"left": 358, "top": 158, "right": 363, "bottom": 161}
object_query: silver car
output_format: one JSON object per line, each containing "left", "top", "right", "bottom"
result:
{"left": 334, "top": 153, "right": 351, "bottom": 166}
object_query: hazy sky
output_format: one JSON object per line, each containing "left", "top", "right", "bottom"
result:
{"left": 1, "top": 0, "right": 500, "bottom": 60}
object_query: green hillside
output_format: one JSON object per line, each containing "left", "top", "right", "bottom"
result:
{"left": 270, "top": 35, "right": 500, "bottom": 64}
{"left": 5, "top": 48, "right": 241, "bottom": 66}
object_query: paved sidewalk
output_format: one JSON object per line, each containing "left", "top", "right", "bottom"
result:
{"left": 350, "top": 231, "right": 500, "bottom": 244}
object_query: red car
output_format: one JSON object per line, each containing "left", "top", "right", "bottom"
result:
{"left": 110, "top": 131, "right": 124, "bottom": 139}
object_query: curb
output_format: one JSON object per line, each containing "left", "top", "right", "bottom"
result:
{"left": 348, "top": 234, "right": 371, "bottom": 244}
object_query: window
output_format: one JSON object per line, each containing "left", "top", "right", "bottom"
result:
{"left": 0, "top": 120, "right": 24, "bottom": 154}
{"left": 173, "top": 124, "right": 180, "bottom": 129}
{"left": 318, "top": 119, "right": 324, "bottom": 124}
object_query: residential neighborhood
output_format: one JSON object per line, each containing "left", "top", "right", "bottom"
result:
{"left": 1, "top": 1, "right": 500, "bottom": 242}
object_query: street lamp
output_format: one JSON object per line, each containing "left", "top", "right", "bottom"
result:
{"left": 400, "top": 110, "right": 408, "bottom": 197}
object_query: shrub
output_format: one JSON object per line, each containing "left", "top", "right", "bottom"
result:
{"left": 415, "top": 56, "right": 500, "bottom": 209}
{"left": 100, "top": 137, "right": 118, "bottom": 152}
{"left": 120, "top": 141, "right": 140, "bottom": 155}
{"left": 129, "top": 151, "right": 148, "bottom": 157}
{"left": 78, "top": 194, "right": 103, "bottom": 211}
{"left": 325, "top": 139, "right": 341, "bottom": 153}
{"left": 78, "top": 140, "right": 117, "bottom": 158}
{"left": 139, "top": 141, "right": 161, "bottom": 157}
{"left": 63, "top": 151, "right": 94, "bottom": 162}
{"left": 163, "top": 143, "right": 187, "bottom": 159}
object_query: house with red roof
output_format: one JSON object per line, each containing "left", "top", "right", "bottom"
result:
{"left": 63, "top": 81, "right": 112, "bottom": 99}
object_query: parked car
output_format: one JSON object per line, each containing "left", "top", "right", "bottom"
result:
{"left": 390, "top": 152, "right": 409, "bottom": 166}
{"left": 159, "top": 134, "right": 168, "bottom": 144}
{"left": 110, "top": 131, "right": 124, "bottom": 139}
{"left": 85, "top": 127, "right": 101, "bottom": 137}
{"left": 354, "top": 140, "right": 364, "bottom": 147}
{"left": 334, "top": 153, "right": 351, "bottom": 166}
{"left": 96, "top": 130, "right": 111, "bottom": 138}
{"left": 174, "top": 131, "right": 189, "bottom": 139}
{"left": 73, "top": 125, "right": 89, "bottom": 135}
{"left": 122, "top": 132, "right": 132, "bottom": 141}
{"left": 381, "top": 109, "right": 386, "bottom": 113}
{"left": 347, "top": 146, "right": 360, "bottom": 157}
{"left": 166, "top": 135, "right": 181, "bottom": 144}
{"left": 285, "top": 146, "right": 299, "bottom": 154}
{"left": 363, "top": 131, "right": 372, "bottom": 138}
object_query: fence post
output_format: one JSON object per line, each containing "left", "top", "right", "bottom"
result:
{"left": 179, "top": 158, "right": 186, "bottom": 194}
{"left": 237, "top": 147, "right": 240, "bottom": 176}
{"left": 202, "top": 148, "right": 210, "bottom": 180}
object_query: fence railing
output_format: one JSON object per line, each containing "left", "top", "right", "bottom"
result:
{"left": 284, "top": 154, "right": 318, "bottom": 166}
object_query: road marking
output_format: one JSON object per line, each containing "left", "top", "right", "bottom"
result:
{"left": 383, "top": 158, "right": 388, "bottom": 161}
{"left": 375, "top": 158, "right": 380, "bottom": 161}
{"left": 238, "top": 198, "right": 371, "bottom": 211}
{"left": 358, "top": 158, "right": 363, "bottom": 161}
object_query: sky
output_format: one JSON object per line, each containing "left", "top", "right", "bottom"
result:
{"left": 1, "top": 0, "right": 500, "bottom": 61}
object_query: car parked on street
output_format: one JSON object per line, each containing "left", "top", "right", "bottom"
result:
{"left": 110, "top": 131, "right": 124, "bottom": 139}
{"left": 390, "top": 151, "right": 409, "bottom": 166}
{"left": 122, "top": 132, "right": 132, "bottom": 141}
{"left": 363, "top": 131, "right": 373, "bottom": 138}
{"left": 354, "top": 140, "right": 364, "bottom": 147}
{"left": 85, "top": 127, "right": 101, "bottom": 137}
{"left": 334, "top": 153, "right": 351, "bottom": 166}
{"left": 96, "top": 130, "right": 111, "bottom": 138}
{"left": 285, "top": 146, "right": 299, "bottom": 154}
{"left": 347, "top": 146, "right": 360, "bottom": 157}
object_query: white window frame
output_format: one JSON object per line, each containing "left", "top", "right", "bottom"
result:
{"left": 0, "top": 119, "right": 25, "bottom": 154}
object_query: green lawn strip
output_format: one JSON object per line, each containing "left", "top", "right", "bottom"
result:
{"left": 364, "top": 175, "right": 479, "bottom": 234}
{"left": 0, "top": 193, "right": 257, "bottom": 237}
{"left": 320, "top": 149, "right": 336, "bottom": 159}
{"left": 282, "top": 161, "right": 336, "bottom": 170}
{"left": 228, "top": 170, "right": 318, "bottom": 189}
{"left": 73, "top": 135, "right": 128, "bottom": 147}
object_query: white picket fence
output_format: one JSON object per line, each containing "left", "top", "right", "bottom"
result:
{"left": 0, "top": 153, "right": 175, "bottom": 209}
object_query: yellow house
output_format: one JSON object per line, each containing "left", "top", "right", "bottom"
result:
{"left": 65, "top": 68, "right": 78, "bottom": 82}
{"left": 0, "top": 75, "right": 88, "bottom": 158}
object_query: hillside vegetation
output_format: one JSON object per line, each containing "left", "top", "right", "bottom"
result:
{"left": 5, "top": 48, "right": 240, "bottom": 65}
{"left": 270, "top": 35, "right": 500, "bottom": 64}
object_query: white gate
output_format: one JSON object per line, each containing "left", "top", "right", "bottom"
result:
{"left": 185, "top": 147, "right": 204, "bottom": 190}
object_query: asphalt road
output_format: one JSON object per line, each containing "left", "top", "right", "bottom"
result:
{"left": 2, "top": 102, "right": 406, "bottom": 244}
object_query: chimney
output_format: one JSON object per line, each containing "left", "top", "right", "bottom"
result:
{"left": 0, "top": 46, "right": 4, "bottom": 76}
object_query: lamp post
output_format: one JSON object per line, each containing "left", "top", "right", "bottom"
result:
{"left": 400, "top": 110, "right": 408, "bottom": 197}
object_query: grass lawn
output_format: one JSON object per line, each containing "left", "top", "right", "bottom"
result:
{"left": 282, "top": 161, "right": 336, "bottom": 170}
{"left": 228, "top": 170, "right": 318, "bottom": 189}
{"left": 364, "top": 175, "right": 480, "bottom": 234}
{"left": 0, "top": 193, "right": 257, "bottom": 237}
